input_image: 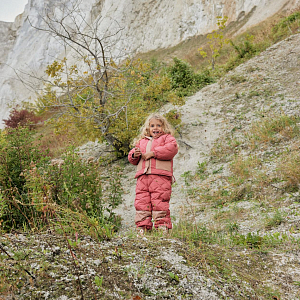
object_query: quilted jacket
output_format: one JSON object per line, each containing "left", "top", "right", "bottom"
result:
{"left": 128, "top": 134, "right": 178, "bottom": 178}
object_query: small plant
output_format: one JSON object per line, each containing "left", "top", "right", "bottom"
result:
{"left": 226, "top": 222, "right": 239, "bottom": 234}
{"left": 196, "top": 161, "right": 208, "bottom": 179}
{"left": 231, "top": 232, "right": 263, "bottom": 249}
{"left": 164, "top": 109, "right": 182, "bottom": 134}
{"left": 67, "top": 233, "right": 81, "bottom": 248}
{"left": 113, "top": 246, "right": 123, "bottom": 259}
{"left": 181, "top": 171, "right": 193, "bottom": 186}
{"left": 168, "top": 271, "right": 180, "bottom": 283}
{"left": 265, "top": 210, "right": 284, "bottom": 230}
{"left": 210, "top": 139, "right": 232, "bottom": 162}
{"left": 248, "top": 90, "right": 261, "bottom": 98}
{"left": 212, "top": 166, "right": 223, "bottom": 174}
{"left": 94, "top": 275, "right": 103, "bottom": 290}
{"left": 230, "top": 155, "right": 261, "bottom": 180}
{"left": 229, "top": 74, "right": 247, "bottom": 84}
{"left": 141, "top": 286, "right": 154, "bottom": 296}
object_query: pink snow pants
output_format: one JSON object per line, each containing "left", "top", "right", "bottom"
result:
{"left": 135, "top": 174, "right": 172, "bottom": 230}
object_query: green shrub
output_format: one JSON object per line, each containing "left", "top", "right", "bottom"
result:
{"left": 194, "top": 69, "right": 215, "bottom": 88}
{"left": 0, "top": 127, "right": 50, "bottom": 230}
{"left": 196, "top": 161, "right": 208, "bottom": 180}
{"left": 272, "top": 12, "right": 300, "bottom": 41}
{"left": 168, "top": 58, "right": 214, "bottom": 96}
{"left": 172, "top": 221, "right": 220, "bottom": 245}
{"left": 231, "top": 232, "right": 263, "bottom": 249}
{"left": 168, "top": 58, "right": 195, "bottom": 89}
{"left": 229, "top": 35, "right": 257, "bottom": 59}
{"left": 230, "top": 231, "right": 289, "bottom": 249}
{"left": 23, "top": 148, "right": 122, "bottom": 231}
{"left": 0, "top": 128, "right": 122, "bottom": 235}
{"left": 223, "top": 35, "right": 263, "bottom": 72}
{"left": 164, "top": 109, "right": 182, "bottom": 134}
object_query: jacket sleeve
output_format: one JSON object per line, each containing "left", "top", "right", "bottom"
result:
{"left": 128, "top": 143, "right": 141, "bottom": 165}
{"left": 153, "top": 135, "right": 178, "bottom": 161}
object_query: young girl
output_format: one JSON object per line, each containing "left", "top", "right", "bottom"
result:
{"left": 128, "top": 113, "right": 178, "bottom": 235}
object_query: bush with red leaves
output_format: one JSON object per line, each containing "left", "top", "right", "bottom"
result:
{"left": 3, "top": 107, "right": 42, "bottom": 129}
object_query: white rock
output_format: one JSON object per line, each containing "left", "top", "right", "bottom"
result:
{"left": 0, "top": 0, "right": 299, "bottom": 127}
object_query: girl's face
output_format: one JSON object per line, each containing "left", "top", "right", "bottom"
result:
{"left": 149, "top": 118, "right": 163, "bottom": 138}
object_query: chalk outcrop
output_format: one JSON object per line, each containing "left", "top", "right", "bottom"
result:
{"left": 0, "top": 0, "right": 299, "bottom": 126}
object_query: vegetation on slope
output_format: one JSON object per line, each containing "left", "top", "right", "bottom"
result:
{"left": 1, "top": 8, "right": 300, "bottom": 299}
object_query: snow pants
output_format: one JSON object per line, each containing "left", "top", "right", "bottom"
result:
{"left": 134, "top": 174, "right": 172, "bottom": 230}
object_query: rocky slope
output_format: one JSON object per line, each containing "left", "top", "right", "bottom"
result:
{"left": 2, "top": 33, "right": 298, "bottom": 299}
{"left": 117, "top": 32, "right": 300, "bottom": 229}
{"left": 0, "top": 0, "right": 299, "bottom": 126}
{"left": 114, "top": 32, "right": 300, "bottom": 298}
{"left": 1, "top": 5, "right": 300, "bottom": 300}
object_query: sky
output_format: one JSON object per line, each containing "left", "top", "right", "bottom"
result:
{"left": 0, "top": 0, "right": 28, "bottom": 22}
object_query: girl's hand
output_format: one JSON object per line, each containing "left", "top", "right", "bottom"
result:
{"left": 134, "top": 147, "right": 142, "bottom": 158}
{"left": 142, "top": 151, "right": 155, "bottom": 160}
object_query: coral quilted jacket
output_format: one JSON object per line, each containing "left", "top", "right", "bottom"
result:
{"left": 128, "top": 134, "right": 178, "bottom": 178}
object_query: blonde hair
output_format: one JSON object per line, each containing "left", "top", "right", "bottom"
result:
{"left": 133, "top": 113, "right": 175, "bottom": 145}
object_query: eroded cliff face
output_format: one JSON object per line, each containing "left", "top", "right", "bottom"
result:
{"left": 0, "top": 22, "right": 16, "bottom": 63}
{"left": 0, "top": 0, "right": 299, "bottom": 126}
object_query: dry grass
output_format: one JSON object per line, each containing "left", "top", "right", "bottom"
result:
{"left": 247, "top": 114, "right": 300, "bottom": 148}
{"left": 210, "top": 138, "right": 237, "bottom": 162}
{"left": 213, "top": 206, "right": 246, "bottom": 223}
{"left": 230, "top": 155, "right": 261, "bottom": 180}
{"left": 278, "top": 150, "right": 300, "bottom": 188}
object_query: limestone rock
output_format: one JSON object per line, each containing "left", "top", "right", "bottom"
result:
{"left": 0, "top": 0, "right": 299, "bottom": 127}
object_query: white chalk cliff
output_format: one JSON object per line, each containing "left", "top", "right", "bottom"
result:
{"left": 0, "top": 0, "right": 299, "bottom": 126}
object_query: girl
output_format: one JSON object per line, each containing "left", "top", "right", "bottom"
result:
{"left": 128, "top": 113, "right": 178, "bottom": 235}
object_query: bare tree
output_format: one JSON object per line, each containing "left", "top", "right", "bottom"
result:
{"left": 27, "top": 0, "right": 136, "bottom": 153}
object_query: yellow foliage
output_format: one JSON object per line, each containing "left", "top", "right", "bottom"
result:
{"left": 45, "top": 60, "right": 65, "bottom": 78}
{"left": 198, "top": 16, "right": 229, "bottom": 69}
{"left": 38, "top": 57, "right": 183, "bottom": 156}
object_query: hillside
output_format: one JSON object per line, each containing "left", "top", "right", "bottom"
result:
{"left": 2, "top": 33, "right": 300, "bottom": 299}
